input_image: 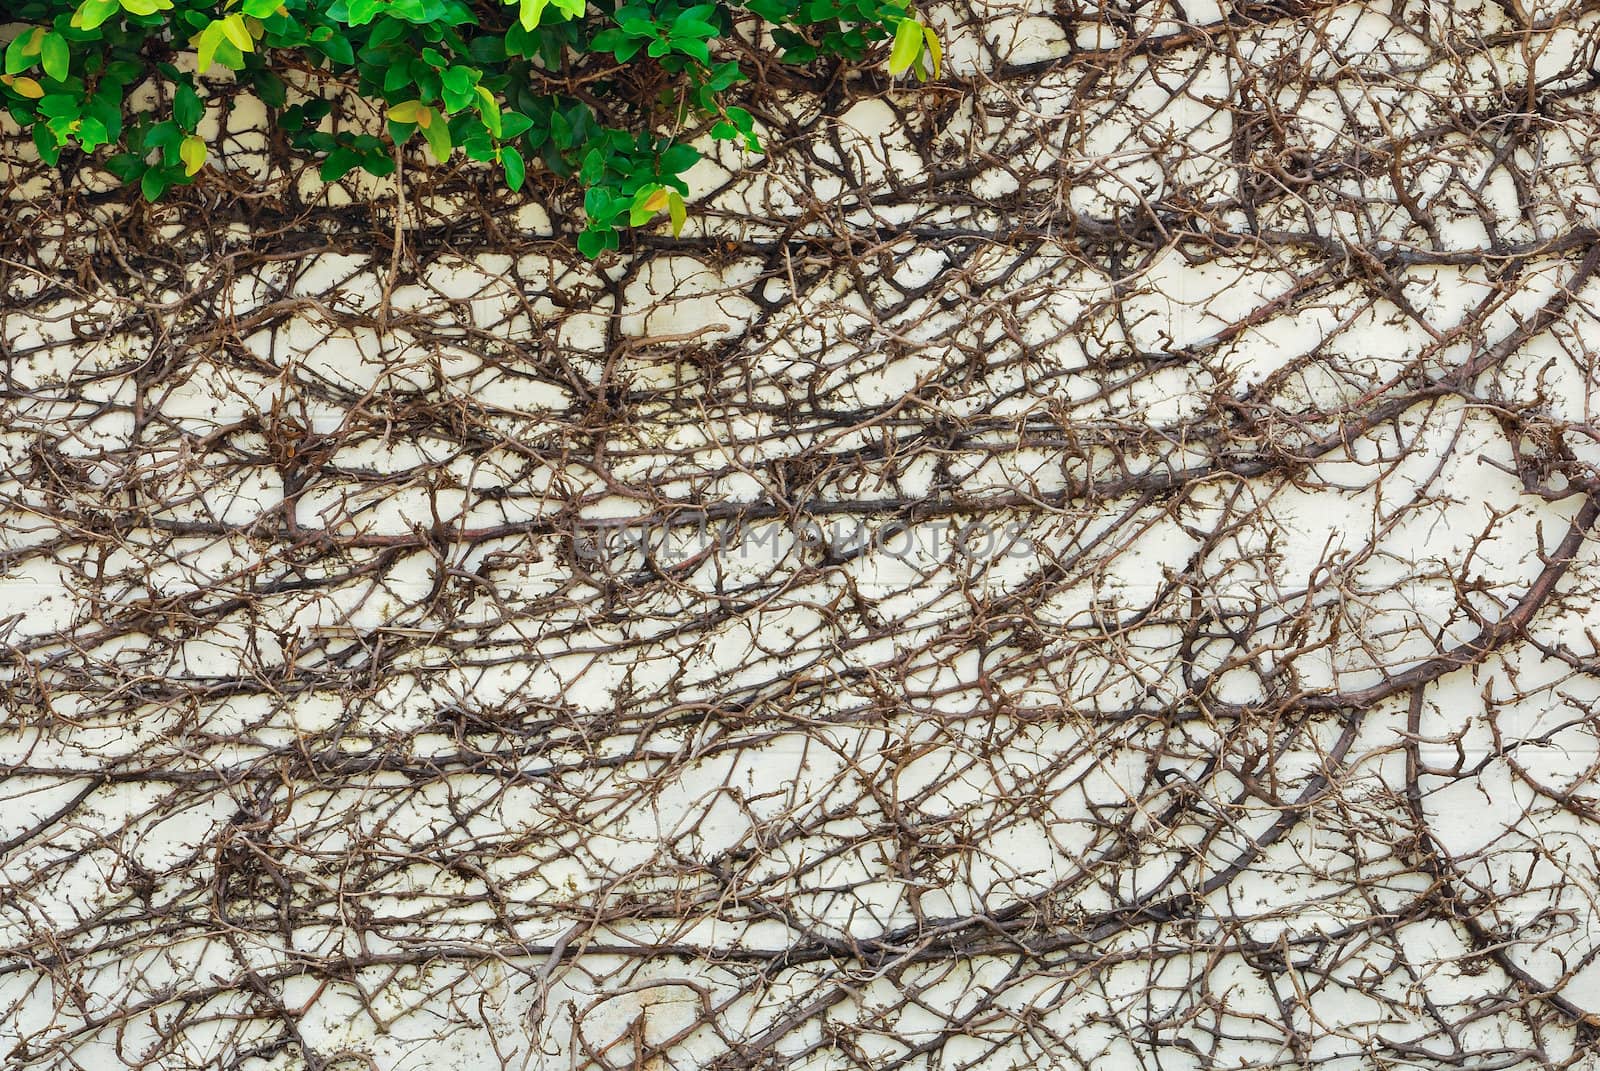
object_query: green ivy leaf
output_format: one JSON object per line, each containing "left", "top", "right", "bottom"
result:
{"left": 672, "top": 37, "right": 711, "bottom": 63}
{"left": 659, "top": 142, "right": 699, "bottom": 174}
{"left": 5, "top": 0, "right": 906, "bottom": 259}
{"left": 440, "top": 65, "right": 478, "bottom": 112}
{"left": 667, "top": 189, "right": 686, "bottom": 236}
{"left": 76, "top": 115, "right": 110, "bottom": 149}
{"left": 37, "top": 93, "right": 80, "bottom": 120}
{"left": 5, "top": 30, "right": 43, "bottom": 76}
{"left": 499, "top": 111, "right": 534, "bottom": 140}
{"left": 347, "top": 0, "right": 385, "bottom": 25}
{"left": 39, "top": 33, "right": 69, "bottom": 83}
{"left": 34, "top": 124, "right": 63, "bottom": 165}
{"left": 420, "top": 109, "right": 452, "bottom": 161}
{"left": 500, "top": 145, "right": 525, "bottom": 190}
{"left": 321, "top": 147, "right": 362, "bottom": 179}
{"left": 576, "top": 226, "right": 612, "bottom": 258}
{"left": 71, "top": 0, "right": 120, "bottom": 31}
{"left": 887, "top": 16, "right": 923, "bottom": 76}
{"left": 174, "top": 84, "right": 202, "bottom": 131}
{"left": 318, "top": 34, "right": 355, "bottom": 65}
{"left": 140, "top": 167, "right": 169, "bottom": 200}
{"left": 253, "top": 69, "right": 288, "bottom": 108}
{"left": 105, "top": 152, "right": 142, "bottom": 181}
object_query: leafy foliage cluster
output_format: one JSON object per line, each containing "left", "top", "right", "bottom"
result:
{"left": 1, "top": 0, "right": 939, "bottom": 254}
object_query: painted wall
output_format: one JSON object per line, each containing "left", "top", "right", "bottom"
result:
{"left": 4, "top": 0, "right": 1600, "bottom": 1068}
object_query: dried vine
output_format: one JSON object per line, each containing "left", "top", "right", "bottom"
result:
{"left": 4, "top": 0, "right": 1600, "bottom": 1068}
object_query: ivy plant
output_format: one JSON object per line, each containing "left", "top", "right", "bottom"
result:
{"left": 0, "top": 0, "right": 941, "bottom": 255}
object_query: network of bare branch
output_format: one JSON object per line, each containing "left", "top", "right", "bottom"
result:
{"left": 5, "top": 0, "right": 1600, "bottom": 1068}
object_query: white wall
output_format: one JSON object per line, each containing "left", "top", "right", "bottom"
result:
{"left": 4, "top": 0, "right": 1600, "bottom": 1068}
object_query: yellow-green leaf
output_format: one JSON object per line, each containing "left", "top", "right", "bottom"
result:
{"left": 19, "top": 28, "right": 45, "bottom": 57}
{"left": 72, "top": 0, "right": 121, "bottom": 29}
{"left": 196, "top": 22, "right": 223, "bottom": 72}
{"left": 628, "top": 184, "right": 664, "bottom": 226}
{"left": 518, "top": 0, "right": 549, "bottom": 30}
{"left": 475, "top": 85, "right": 501, "bottom": 138}
{"left": 119, "top": 0, "right": 174, "bottom": 14}
{"left": 888, "top": 16, "right": 923, "bottom": 76}
{"left": 220, "top": 14, "right": 254, "bottom": 52}
{"left": 922, "top": 25, "right": 941, "bottom": 79}
{"left": 420, "top": 110, "right": 451, "bottom": 162}
{"left": 180, "top": 135, "right": 207, "bottom": 175}
{"left": 387, "top": 100, "right": 426, "bottom": 124}
{"left": 40, "top": 32, "right": 70, "bottom": 82}
{"left": 3, "top": 75, "right": 45, "bottom": 99}
{"left": 668, "top": 190, "right": 686, "bottom": 237}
